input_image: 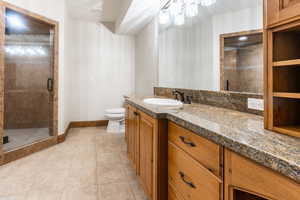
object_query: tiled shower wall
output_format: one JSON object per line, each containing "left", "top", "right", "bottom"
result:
{"left": 224, "top": 44, "right": 263, "bottom": 93}
{"left": 4, "top": 35, "right": 51, "bottom": 129}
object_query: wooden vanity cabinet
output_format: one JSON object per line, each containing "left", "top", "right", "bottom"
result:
{"left": 224, "top": 149, "right": 300, "bottom": 200}
{"left": 125, "top": 105, "right": 168, "bottom": 200}
{"left": 266, "top": 0, "right": 300, "bottom": 27}
{"left": 126, "top": 105, "right": 139, "bottom": 173}
{"left": 139, "top": 111, "right": 156, "bottom": 198}
{"left": 168, "top": 122, "right": 223, "bottom": 200}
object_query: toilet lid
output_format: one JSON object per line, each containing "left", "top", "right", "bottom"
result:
{"left": 105, "top": 113, "right": 125, "bottom": 119}
{"left": 105, "top": 108, "right": 125, "bottom": 114}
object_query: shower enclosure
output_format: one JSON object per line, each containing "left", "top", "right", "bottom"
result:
{"left": 0, "top": 3, "right": 58, "bottom": 154}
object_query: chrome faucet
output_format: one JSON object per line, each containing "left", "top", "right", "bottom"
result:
{"left": 172, "top": 90, "right": 185, "bottom": 102}
{"left": 172, "top": 90, "right": 193, "bottom": 104}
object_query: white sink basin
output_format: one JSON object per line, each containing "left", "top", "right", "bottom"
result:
{"left": 143, "top": 98, "right": 183, "bottom": 109}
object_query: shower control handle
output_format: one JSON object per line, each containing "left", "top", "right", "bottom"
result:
{"left": 47, "top": 78, "right": 53, "bottom": 92}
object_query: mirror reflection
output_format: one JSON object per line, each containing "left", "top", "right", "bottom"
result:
{"left": 158, "top": 0, "right": 263, "bottom": 94}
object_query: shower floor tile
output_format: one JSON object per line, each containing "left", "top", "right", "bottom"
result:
{"left": 3, "top": 128, "right": 50, "bottom": 152}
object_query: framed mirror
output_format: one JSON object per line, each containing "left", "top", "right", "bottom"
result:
{"left": 157, "top": 0, "right": 263, "bottom": 94}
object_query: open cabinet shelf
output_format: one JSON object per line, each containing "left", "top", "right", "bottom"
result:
{"left": 266, "top": 21, "right": 300, "bottom": 139}
{"left": 273, "top": 126, "right": 300, "bottom": 138}
{"left": 273, "top": 59, "right": 300, "bottom": 67}
{"left": 272, "top": 97, "right": 300, "bottom": 138}
{"left": 273, "top": 92, "right": 300, "bottom": 99}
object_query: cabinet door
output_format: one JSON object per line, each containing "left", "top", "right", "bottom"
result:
{"left": 266, "top": 0, "right": 300, "bottom": 26}
{"left": 126, "top": 105, "right": 138, "bottom": 171}
{"left": 139, "top": 112, "right": 155, "bottom": 199}
{"left": 168, "top": 183, "right": 184, "bottom": 200}
{"left": 224, "top": 149, "right": 300, "bottom": 200}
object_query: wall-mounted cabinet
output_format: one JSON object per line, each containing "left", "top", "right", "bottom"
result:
{"left": 266, "top": 20, "right": 300, "bottom": 138}
{"left": 266, "top": 0, "right": 300, "bottom": 27}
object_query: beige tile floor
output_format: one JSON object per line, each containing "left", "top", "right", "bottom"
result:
{"left": 0, "top": 127, "right": 148, "bottom": 200}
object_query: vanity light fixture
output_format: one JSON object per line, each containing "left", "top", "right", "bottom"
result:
{"left": 159, "top": 0, "right": 217, "bottom": 25}
{"left": 5, "top": 46, "right": 47, "bottom": 56}
{"left": 174, "top": 13, "right": 185, "bottom": 26}
{"left": 185, "top": 0, "right": 199, "bottom": 18}
{"left": 159, "top": 9, "right": 171, "bottom": 25}
{"left": 239, "top": 36, "right": 248, "bottom": 41}
{"left": 199, "top": 0, "right": 217, "bottom": 7}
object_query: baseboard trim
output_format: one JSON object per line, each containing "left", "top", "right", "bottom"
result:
{"left": 57, "top": 120, "right": 109, "bottom": 143}
{"left": 70, "top": 120, "right": 109, "bottom": 128}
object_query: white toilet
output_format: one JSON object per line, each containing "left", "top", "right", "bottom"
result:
{"left": 105, "top": 108, "right": 125, "bottom": 133}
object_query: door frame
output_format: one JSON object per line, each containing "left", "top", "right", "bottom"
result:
{"left": 0, "top": 1, "right": 59, "bottom": 163}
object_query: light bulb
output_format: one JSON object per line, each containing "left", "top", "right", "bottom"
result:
{"left": 174, "top": 13, "right": 185, "bottom": 26}
{"left": 239, "top": 36, "right": 248, "bottom": 41}
{"left": 170, "top": 0, "right": 184, "bottom": 17}
{"left": 200, "top": 0, "right": 216, "bottom": 7}
{"left": 37, "top": 47, "right": 46, "bottom": 56}
{"left": 6, "top": 14, "right": 26, "bottom": 30}
{"left": 185, "top": 0, "right": 198, "bottom": 18}
{"left": 159, "top": 9, "right": 170, "bottom": 25}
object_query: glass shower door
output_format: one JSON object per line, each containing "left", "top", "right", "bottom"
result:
{"left": 3, "top": 8, "right": 54, "bottom": 151}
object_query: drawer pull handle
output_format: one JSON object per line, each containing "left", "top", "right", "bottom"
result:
{"left": 179, "top": 171, "right": 196, "bottom": 189}
{"left": 179, "top": 136, "right": 196, "bottom": 147}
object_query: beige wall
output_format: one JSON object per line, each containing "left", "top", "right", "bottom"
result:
{"left": 135, "top": 18, "right": 158, "bottom": 96}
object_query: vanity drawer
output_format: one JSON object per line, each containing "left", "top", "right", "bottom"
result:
{"left": 168, "top": 142, "right": 221, "bottom": 200}
{"left": 168, "top": 122, "right": 221, "bottom": 176}
{"left": 168, "top": 182, "right": 184, "bottom": 200}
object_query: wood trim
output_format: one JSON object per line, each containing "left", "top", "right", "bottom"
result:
{"left": 3, "top": 136, "right": 57, "bottom": 164}
{"left": 220, "top": 29, "right": 263, "bottom": 91}
{"left": 69, "top": 120, "right": 109, "bottom": 128}
{"left": 220, "top": 29, "right": 263, "bottom": 39}
{"left": 0, "top": 1, "right": 58, "bottom": 25}
{"left": 57, "top": 123, "right": 72, "bottom": 143}
{"left": 267, "top": 30, "right": 274, "bottom": 129}
{"left": 0, "top": 3, "right": 5, "bottom": 164}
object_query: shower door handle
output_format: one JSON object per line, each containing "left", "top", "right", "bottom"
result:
{"left": 47, "top": 78, "right": 53, "bottom": 92}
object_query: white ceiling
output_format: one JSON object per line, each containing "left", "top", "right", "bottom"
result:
{"left": 66, "top": 0, "right": 262, "bottom": 35}
{"left": 66, "top": 0, "right": 166, "bottom": 34}
{"left": 116, "top": 0, "right": 168, "bottom": 35}
{"left": 66, "top": 0, "right": 122, "bottom": 22}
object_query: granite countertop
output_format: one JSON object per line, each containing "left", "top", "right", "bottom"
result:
{"left": 125, "top": 96, "right": 300, "bottom": 183}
